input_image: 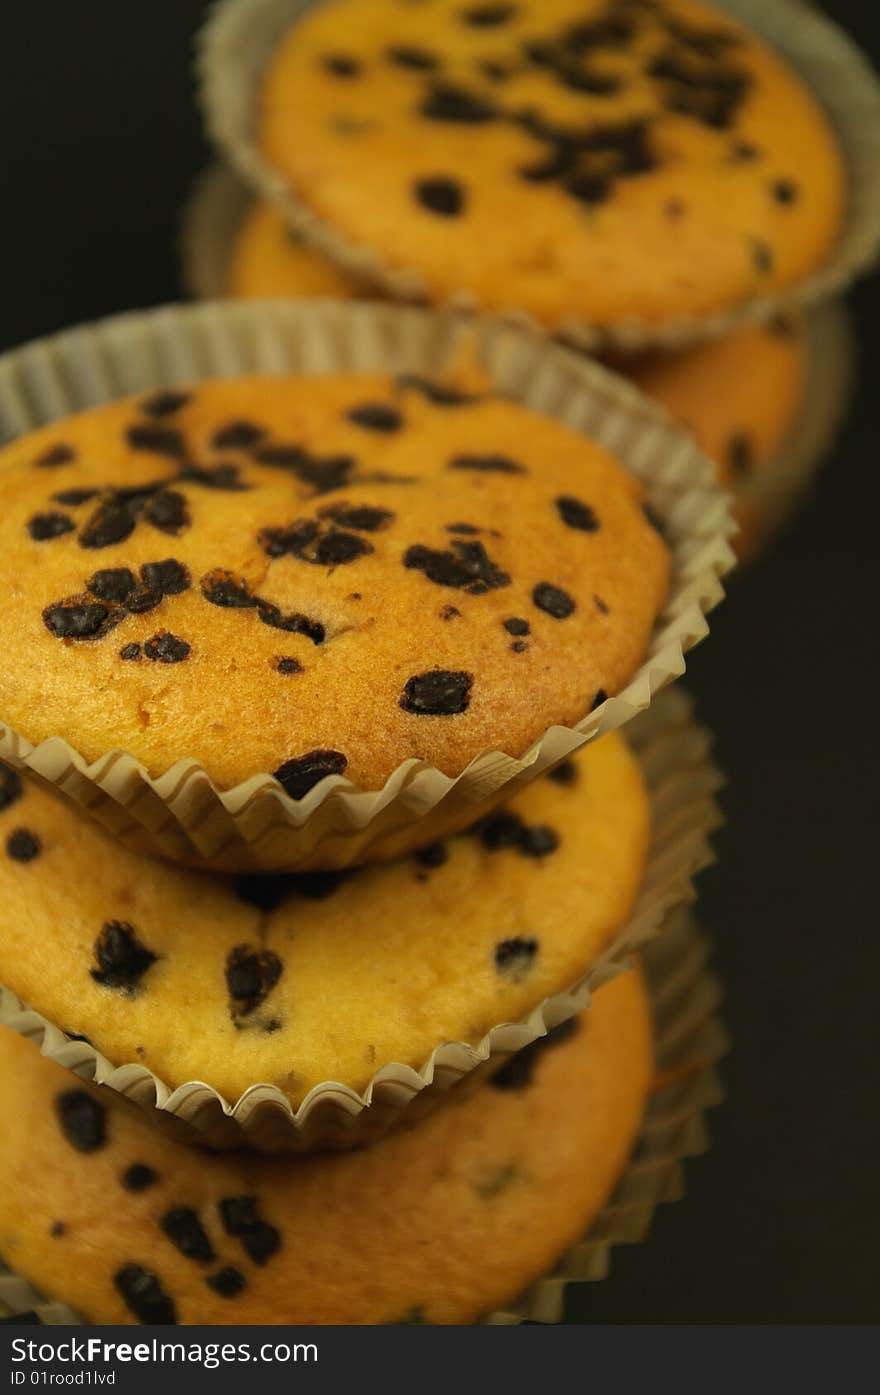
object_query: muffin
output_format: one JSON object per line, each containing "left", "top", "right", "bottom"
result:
{"left": 0, "top": 734, "right": 651, "bottom": 1126}
{"left": 0, "top": 969, "right": 652, "bottom": 1325}
{"left": 0, "top": 372, "right": 669, "bottom": 795}
{"left": 252, "top": 0, "right": 844, "bottom": 333}
{"left": 624, "top": 315, "right": 808, "bottom": 559}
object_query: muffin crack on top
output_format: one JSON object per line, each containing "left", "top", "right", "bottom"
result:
{"left": 0, "top": 371, "right": 670, "bottom": 793}
{"left": 256, "top": 0, "right": 844, "bottom": 327}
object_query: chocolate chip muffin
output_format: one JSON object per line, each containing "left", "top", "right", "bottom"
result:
{"left": 257, "top": 0, "right": 844, "bottom": 331}
{"left": 0, "top": 967, "right": 651, "bottom": 1324}
{"left": 624, "top": 315, "right": 808, "bottom": 558}
{"left": 228, "top": 195, "right": 364, "bottom": 298}
{"left": 0, "top": 735, "right": 648, "bottom": 1112}
{"left": 0, "top": 373, "right": 669, "bottom": 794}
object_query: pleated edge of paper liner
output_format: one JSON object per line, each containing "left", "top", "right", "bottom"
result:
{"left": 0, "top": 686, "right": 723, "bottom": 1149}
{"left": 196, "top": 0, "right": 880, "bottom": 355}
{"left": 0, "top": 295, "right": 734, "bottom": 873}
{"left": 179, "top": 161, "right": 855, "bottom": 568}
{"left": 0, "top": 910, "right": 727, "bottom": 1326}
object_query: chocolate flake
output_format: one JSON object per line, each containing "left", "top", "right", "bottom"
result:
{"left": 226, "top": 946, "right": 283, "bottom": 1019}
{"left": 88, "top": 567, "right": 136, "bottom": 603}
{"left": 273, "top": 656, "right": 303, "bottom": 676}
{"left": 490, "top": 1018, "right": 578, "bottom": 1090}
{"left": 141, "top": 559, "right": 191, "bottom": 596}
{"left": 323, "top": 53, "right": 361, "bottom": 77}
{"left": 547, "top": 758, "right": 577, "bottom": 786}
{"left": 35, "top": 443, "right": 75, "bottom": 468}
{"left": 6, "top": 828, "right": 41, "bottom": 862}
{"left": 450, "top": 453, "right": 526, "bottom": 475}
{"left": 122, "top": 1163, "right": 159, "bottom": 1192}
{"left": 52, "top": 488, "right": 98, "bottom": 506}
{"left": 346, "top": 402, "right": 404, "bottom": 432}
{"left": 91, "top": 920, "right": 158, "bottom": 993}
{"left": 211, "top": 420, "right": 265, "bottom": 450}
{"left": 114, "top": 1265, "right": 177, "bottom": 1325}
{"left": 771, "top": 177, "right": 799, "bottom": 205}
{"left": 404, "top": 539, "right": 509, "bottom": 593}
{"left": 161, "top": 1208, "right": 216, "bottom": 1264}
{"left": 27, "top": 511, "right": 75, "bottom": 541}
{"left": 321, "top": 503, "right": 394, "bottom": 532}
{"left": 143, "top": 489, "right": 190, "bottom": 535}
{"left": 503, "top": 617, "right": 529, "bottom": 636}
{"left": 56, "top": 1089, "right": 106, "bottom": 1153}
{"left": 556, "top": 496, "right": 599, "bottom": 531}
{"left": 727, "top": 432, "right": 754, "bottom": 478}
{"left": 400, "top": 669, "right": 473, "bottom": 716}
{"left": 273, "top": 750, "right": 348, "bottom": 799}
{"left": 207, "top": 1268, "right": 246, "bottom": 1298}
{"left": 519, "top": 824, "right": 559, "bottom": 857}
{"left": 200, "top": 569, "right": 257, "bottom": 608}
{"left": 421, "top": 82, "right": 497, "bottom": 124}
{"left": 532, "top": 582, "right": 575, "bottom": 619}
{"left": 43, "top": 595, "right": 120, "bottom": 640}
{"left": 140, "top": 390, "right": 190, "bottom": 419}
{"left": 388, "top": 45, "right": 438, "bottom": 71}
{"left": 591, "top": 688, "right": 608, "bottom": 710}
{"left": 121, "top": 641, "right": 143, "bottom": 661}
{"left": 495, "top": 937, "right": 538, "bottom": 980}
{"left": 219, "top": 1196, "right": 281, "bottom": 1266}
{"left": 0, "top": 763, "right": 22, "bottom": 812}
{"left": 78, "top": 498, "right": 137, "bottom": 550}
{"left": 126, "top": 423, "right": 185, "bottom": 458}
{"left": 144, "top": 632, "right": 191, "bottom": 664}
{"left": 415, "top": 842, "right": 448, "bottom": 869}
{"left": 462, "top": 3, "right": 517, "bottom": 26}
{"left": 414, "top": 176, "right": 467, "bottom": 217}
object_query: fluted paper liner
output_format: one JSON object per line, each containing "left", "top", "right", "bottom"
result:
{"left": 181, "top": 166, "right": 855, "bottom": 566}
{"left": 0, "top": 910, "right": 725, "bottom": 1325}
{"left": 0, "top": 297, "right": 733, "bottom": 872}
{"left": 0, "top": 689, "right": 722, "bottom": 1152}
{"left": 198, "top": 0, "right": 880, "bottom": 354}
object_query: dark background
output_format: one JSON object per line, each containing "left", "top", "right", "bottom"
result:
{"left": 1, "top": 1, "right": 878, "bottom": 1324}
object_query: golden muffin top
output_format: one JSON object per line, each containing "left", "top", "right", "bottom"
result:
{"left": 259, "top": 0, "right": 844, "bottom": 329}
{"left": 0, "top": 373, "right": 668, "bottom": 791}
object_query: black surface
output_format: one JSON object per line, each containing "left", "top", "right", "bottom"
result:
{"left": 1, "top": 0, "right": 878, "bottom": 1326}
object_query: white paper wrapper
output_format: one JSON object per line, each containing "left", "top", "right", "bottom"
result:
{"left": 0, "top": 688, "right": 722, "bottom": 1153}
{"left": 0, "top": 909, "right": 725, "bottom": 1325}
{"left": 197, "top": 0, "right": 880, "bottom": 353}
{"left": 0, "top": 297, "right": 733, "bottom": 873}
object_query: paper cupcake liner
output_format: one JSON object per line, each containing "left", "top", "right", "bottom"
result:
{"left": 0, "top": 909, "right": 725, "bottom": 1325}
{"left": 0, "top": 297, "right": 734, "bottom": 873}
{"left": 733, "top": 298, "right": 855, "bottom": 563}
{"left": 0, "top": 688, "right": 722, "bottom": 1153}
{"left": 197, "top": 0, "right": 880, "bottom": 354}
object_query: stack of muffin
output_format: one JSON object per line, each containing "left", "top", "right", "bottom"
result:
{"left": 0, "top": 0, "right": 876, "bottom": 1327}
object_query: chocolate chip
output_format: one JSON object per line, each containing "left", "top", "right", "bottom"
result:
{"left": 141, "top": 559, "right": 191, "bottom": 596}
{"left": 751, "top": 238, "right": 775, "bottom": 275}
{"left": 511, "top": 640, "right": 527, "bottom": 653}
{"left": 144, "top": 632, "right": 191, "bottom": 664}
{"left": 180, "top": 462, "right": 249, "bottom": 491}
{"left": 79, "top": 499, "right": 137, "bottom": 549}
{"left": 461, "top": 3, "right": 517, "bottom": 25}
{"left": 200, "top": 569, "right": 257, "bottom": 608}
{"left": 6, "top": 828, "right": 41, "bottom": 862}
{"left": 323, "top": 53, "right": 361, "bottom": 77}
{"left": 414, "top": 176, "right": 467, "bottom": 216}
{"left": 91, "top": 920, "right": 158, "bottom": 992}
{"left": 55, "top": 1089, "right": 106, "bottom": 1153}
{"left": 258, "top": 605, "right": 325, "bottom": 644}
{"left": 388, "top": 44, "right": 438, "bottom": 70}
{"left": 547, "top": 759, "right": 577, "bottom": 786}
{"left": 43, "top": 596, "right": 119, "bottom": 639}
{"left": 161, "top": 1208, "right": 215, "bottom": 1264}
{"left": 273, "top": 750, "right": 348, "bottom": 800}
{"left": 397, "top": 374, "right": 476, "bottom": 405}
{"left": 35, "top": 443, "right": 75, "bottom": 468}
{"left": 273, "top": 657, "right": 303, "bottom": 676}
{"left": 27, "top": 511, "right": 75, "bottom": 541}
{"left": 556, "top": 496, "right": 599, "bottom": 531}
{"left": 440, "top": 604, "right": 461, "bottom": 620}
{"left": 519, "top": 824, "right": 559, "bottom": 857}
{"left": 566, "top": 172, "right": 611, "bottom": 205}
{"left": 254, "top": 447, "right": 356, "bottom": 494}
{"left": 122, "top": 1163, "right": 159, "bottom": 1192}
{"left": 51, "top": 488, "right": 98, "bottom": 506}
{"left": 404, "top": 540, "right": 509, "bottom": 593}
{"left": 446, "top": 522, "right": 480, "bottom": 535}
{"left": 290, "top": 869, "right": 352, "bottom": 901}
{"left": 114, "top": 1266, "right": 177, "bottom": 1325}
{"left": 50, "top": 1221, "right": 66, "bottom": 1237}
{"left": 731, "top": 140, "right": 760, "bottom": 161}
{"left": 421, "top": 82, "right": 497, "bottom": 123}
{"left": 449, "top": 453, "right": 526, "bottom": 474}
{"left": 591, "top": 688, "right": 608, "bottom": 710}
{"left": 143, "top": 489, "right": 190, "bottom": 535}
{"left": 494, "top": 937, "right": 538, "bottom": 980}
{"left": 126, "top": 423, "right": 185, "bottom": 458}
{"left": 219, "top": 1197, "right": 281, "bottom": 1266}
{"left": 415, "top": 842, "right": 448, "bottom": 869}
{"left": 234, "top": 874, "right": 291, "bottom": 913}
{"left": 727, "top": 432, "right": 754, "bottom": 478}
{"left": 119, "top": 642, "right": 141, "bottom": 661}
{"left": 490, "top": 1018, "right": 578, "bottom": 1090}
{"left": 771, "top": 177, "right": 798, "bottom": 205}
{"left": 346, "top": 403, "right": 404, "bottom": 432}
{"left": 503, "top": 617, "right": 529, "bottom": 636}
{"left": 211, "top": 421, "right": 265, "bottom": 450}
{"left": 642, "top": 502, "right": 666, "bottom": 536}
{"left": 664, "top": 197, "right": 687, "bottom": 219}
{"left": 594, "top": 594, "right": 609, "bottom": 615}
{"left": 226, "top": 945, "right": 283, "bottom": 1018}
{"left": 0, "top": 763, "right": 22, "bottom": 812}
{"left": 140, "top": 389, "right": 190, "bottom": 418}
{"left": 317, "top": 531, "right": 373, "bottom": 566}
{"left": 321, "top": 504, "right": 394, "bottom": 532}
{"left": 87, "top": 567, "right": 136, "bottom": 602}
{"left": 478, "top": 811, "right": 524, "bottom": 850}
{"left": 532, "top": 583, "right": 575, "bottom": 619}
{"left": 400, "top": 670, "right": 473, "bottom": 716}
{"left": 207, "top": 1268, "right": 246, "bottom": 1298}
{"left": 125, "top": 584, "right": 163, "bottom": 615}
